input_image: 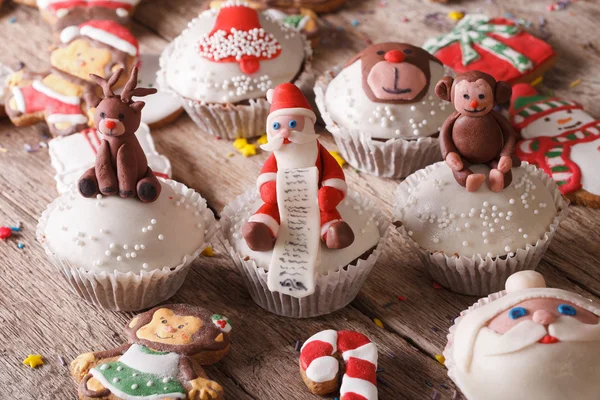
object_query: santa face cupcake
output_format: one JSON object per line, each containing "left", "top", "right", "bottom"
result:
{"left": 37, "top": 68, "right": 216, "bottom": 311}
{"left": 445, "top": 271, "right": 600, "bottom": 400}
{"left": 220, "top": 83, "right": 388, "bottom": 318}
{"left": 314, "top": 42, "right": 452, "bottom": 178}
{"left": 158, "top": 2, "right": 312, "bottom": 139}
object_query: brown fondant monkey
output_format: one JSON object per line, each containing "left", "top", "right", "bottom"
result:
{"left": 345, "top": 42, "right": 442, "bottom": 104}
{"left": 435, "top": 71, "right": 520, "bottom": 192}
{"left": 77, "top": 67, "right": 162, "bottom": 202}
{"left": 70, "top": 304, "right": 232, "bottom": 400}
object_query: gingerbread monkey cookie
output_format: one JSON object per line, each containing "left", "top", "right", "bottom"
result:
{"left": 5, "top": 20, "right": 138, "bottom": 137}
{"left": 70, "top": 304, "right": 231, "bottom": 400}
{"left": 510, "top": 83, "right": 600, "bottom": 207}
{"left": 435, "top": 70, "right": 520, "bottom": 192}
{"left": 300, "top": 330, "right": 378, "bottom": 399}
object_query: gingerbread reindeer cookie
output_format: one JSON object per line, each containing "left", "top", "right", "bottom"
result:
{"left": 435, "top": 70, "right": 520, "bottom": 192}
{"left": 77, "top": 67, "right": 162, "bottom": 202}
{"left": 70, "top": 304, "right": 231, "bottom": 400}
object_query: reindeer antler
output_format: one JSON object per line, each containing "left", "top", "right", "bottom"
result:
{"left": 121, "top": 67, "right": 157, "bottom": 103}
{"left": 90, "top": 68, "right": 123, "bottom": 98}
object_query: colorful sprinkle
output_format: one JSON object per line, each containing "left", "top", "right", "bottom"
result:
{"left": 433, "top": 282, "right": 443, "bottom": 289}
{"left": 0, "top": 226, "right": 12, "bottom": 240}
{"left": 233, "top": 138, "right": 248, "bottom": 150}
{"left": 373, "top": 318, "right": 384, "bottom": 328}
{"left": 569, "top": 79, "right": 582, "bottom": 88}
{"left": 448, "top": 11, "right": 465, "bottom": 21}
{"left": 23, "top": 354, "right": 44, "bottom": 368}
{"left": 382, "top": 301, "right": 394, "bottom": 308}
{"left": 201, "top": 246, "right": 214, "bottom": 257}
{"left": 58, "top": 356, "right": 66, "bottom": 367}
{"left": 295, "top": 340, "right": 301, "bottom": 351}
{"left": 17, "top": 243, "right": 24, "bottom": 249}
{"left": 435, "top": 354, "right": 446, "bottom": 365}
{"left": 240, "top": 144, "right": 257, "bottom": 157}
{"left": 397, "top": 295, "right": 407, "bottom": 301}
{"left": 329, "top": 150, "right": 346, "bottom": 167}
{"left": 531, "top": 76, "right": 544, "bottom": 86}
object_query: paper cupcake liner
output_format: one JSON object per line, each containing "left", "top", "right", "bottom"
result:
{"left": 219, "top": 189, "right": 390, "bottom": 318}
{"left": 158, "top": 42, "right": 314, "bottom": 140}
{"left": 314, "top": 68, "right": 442, "bottom": 179}
{"left": 393, "top": 163, "right": 569, "bottom": 296}
{"left": 36, "top": 180, "right": 218, "bottom": 312}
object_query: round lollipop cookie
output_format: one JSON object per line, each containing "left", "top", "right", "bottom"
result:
{"left": 445, "top": 271, "right": 600, "bottom": 400}
{"left": 315, "top": 42, "right": 452, "bottom": 178}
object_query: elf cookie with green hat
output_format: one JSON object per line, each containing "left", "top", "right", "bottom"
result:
{"left": 510, "top": 83, "right": 600, "bottom": 207}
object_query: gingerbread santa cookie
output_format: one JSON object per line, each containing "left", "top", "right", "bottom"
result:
{"left": 424, "top": 14, "right": 556, "bottom": 85}
{"left": 70, "top": 304, "right": 230, "bottom": 400}
{"left": 221, "top": 83, "right": 387, "bottom": 317}
{"left": 37, "top": 0, "right": 142, "bottom": 31}
{"left": 510, "top": 83, "right": 600, "bottom": 207}
{"left": 49, "top": 122, "right": 171, "bottom": 193}
{"left": 5, "top": 20, "right": 138, "bottom": 137}
{"left": 445, "top": 271, "right": 600, "bottom": 400}
{"left": 300, "top": 330, "right": 378, "bottom": 399}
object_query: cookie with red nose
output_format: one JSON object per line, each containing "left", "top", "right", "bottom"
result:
{"left": 510, "top": 83, "right": 600, "bottom": 208}
{"left": 444, "top": 271, "right": 600, "bottom": 400}
{"left": 315, "top": 42, "right": 452, "bottom": 178}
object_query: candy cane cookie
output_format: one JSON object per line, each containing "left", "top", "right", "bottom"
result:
{"left": 299, "top": 329, "right": 378, "bottom": 399}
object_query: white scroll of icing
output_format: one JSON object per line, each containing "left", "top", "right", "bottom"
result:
{"left": 267, "top": 166, "right": 320, "bottom": 298}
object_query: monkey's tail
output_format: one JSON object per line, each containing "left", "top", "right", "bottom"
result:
{"left": 80, "top": 373, "right": 111, "bottom": 398}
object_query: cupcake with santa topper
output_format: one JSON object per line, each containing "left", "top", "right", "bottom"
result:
{"left": 314, "top": 42, "right": 452, "bottom": 179}
{"left": 37, "top": 68, "right": 217, "bottom": 311}
{"left": 220, "top": 83, "right": 389, "bottom": 318}
{"left": 445, "top": 270, "right": 600, "bottom": 400}
{"left": 393, "top": 71, "right": 568, "bottom": 296}
{"left": 510, "top": 83, "right": 600, "bottom": 208}
{"left": 158, "top": 1, "right": 312, "bottom": 140}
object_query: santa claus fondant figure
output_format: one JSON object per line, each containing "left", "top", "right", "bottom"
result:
{"left": 242, "top": 83, "right": 355, "bottom": 252}
{"left": 510, "top": 84, "right": 600, "bottom": 207}
{"left": 445, "top": 270, "right": 600, "bottom": 400}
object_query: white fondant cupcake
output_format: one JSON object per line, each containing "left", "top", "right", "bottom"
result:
{"left": 445, "top": 271, "right": 600, "bottom": 400}
{"left": 220, "top": 83, "right": 389, "bottom": 317}
{"left": 393, "top": 162, "right": 568, "bottom": 295}
{"left": 314, "top": 42, "right": 451, "bottom": 178}
{"left": 158, "top": 2, "right": 312, "bottom": 139}
{"left": 37, "top": 179, "right": 217, "bottom": 311}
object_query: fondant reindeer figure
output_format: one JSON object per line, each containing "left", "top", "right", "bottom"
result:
{"left": 78, "top": 67, "right": 162, "bottom": 203}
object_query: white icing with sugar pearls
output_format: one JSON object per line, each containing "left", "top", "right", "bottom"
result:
{"left": 396, "top": 162, "right": 557, "bottom": 257}
{"left": 163, "top": 8, "right": 308, "bottom": 104}
{"left": 228, "top": 191, "right": 381, "bottom": 274}
{"left": 42, "top": 180, "right": 214, "bottom": 273}
{"left": 325, "top": 60, "right": 450, "bottom": 140}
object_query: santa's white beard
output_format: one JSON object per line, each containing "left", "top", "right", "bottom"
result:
{"left": 452, "top": 319, "right": 600, "bottom": 400}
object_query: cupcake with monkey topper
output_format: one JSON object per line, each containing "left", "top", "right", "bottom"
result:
{"left": 445, "top": 271, "right": 600, "bottom": 400}
{"left": 221, "top": 83, "right": 389, "bottom": 318}
{"left": 37, "top": 68, "right": 216, "bottom": 311}
{"left": 393, "top": 71, "right": 567, "bottom": 296}
{"left": 158, "top": 1, "right": 312, "bottom": 139}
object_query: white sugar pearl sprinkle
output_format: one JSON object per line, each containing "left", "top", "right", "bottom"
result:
{"left": 158, "top": 234, "right": 165, "bottom": 241}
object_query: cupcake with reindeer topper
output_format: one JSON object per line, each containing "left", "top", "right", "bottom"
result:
{"left": 158, "top": 1, "right": 312, "bottom": 140}
{"left": 445, "top": 271, "right": 600, "bottom": 400}
{"left": 393, "top": 71, "right": 567, "bottom": 296}
{"left": 37, "top": 68, "right": 217, "bottom": 311}
{"left": 314, "top": 42, "right": 452, "bottom": 178}
{"left": 221, "top": 83, "right": 389, "bottom": 318}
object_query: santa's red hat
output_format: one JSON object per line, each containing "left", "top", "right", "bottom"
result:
{"left": 267, "top": 83, "right": 316, "bottom": 123}
{"left": 198, "top": 4, "right": 282, "bottom": 75}
{"left": 60, "top": 20, "right": 138, "bottom": 56}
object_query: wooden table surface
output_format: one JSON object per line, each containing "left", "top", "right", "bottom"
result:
{"left": 1, "top": 0, "right": 599, "bottom": 399}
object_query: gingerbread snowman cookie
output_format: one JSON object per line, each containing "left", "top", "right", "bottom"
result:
{"left": 510, "top": 84, "right": 600, "bottom": 207}
{"left": 5, "top": 20, "right": 138, "bottom": 137}
{"left": 70, "top": 304, "right": 231, "bottom": 400}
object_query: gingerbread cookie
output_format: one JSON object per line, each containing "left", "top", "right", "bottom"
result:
{"left": 49, "top": 123, "right": 171, "bottom": 193}
{"left": 5, "top": 20, "right": 138, "bottom": 137}
{"left": 510, "top": 83, "right": 600, "bottom": 207}
{"left": 208, "top": 0, "right": 346, "bottom": 14}
{"left": 424, "top": 14, "right": 556, "bottom": 85}
{"left": 37, "top": 0, "right": 141, "bottom": 30}
{"left": 70, "top": 304, "right": 231, "bottom": 400}
{"left": 435, "top": 70, "right": 520, "bottom": 192}
{"left": 77, "top": 67, "right": 162, "bottom": 203}
{"left": 300, "top": 330, "right": 378, "bottom": 399}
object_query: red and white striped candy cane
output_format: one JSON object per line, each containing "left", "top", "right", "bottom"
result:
{"left": 299, "top": 329, "right": 378, "bottom": 400}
